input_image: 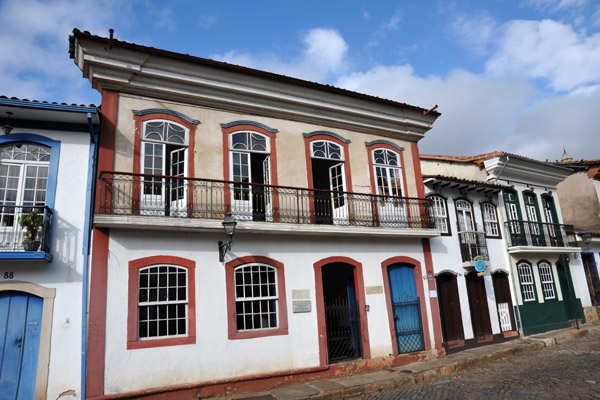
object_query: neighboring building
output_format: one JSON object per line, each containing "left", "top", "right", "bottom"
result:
{"left": 420, "top": 155, "right": 518, "bottom": 354}
{"left": 555, "top": 157, "right": 600, "bottom": 317}
{"left": 0, "top": 96, "right": 99, "bottom": 399}
{"left": 422, "top": 152, "right": 591, "bottom": 338}
{"left": 70, "top": 29, "right": 445, "bottom": 398}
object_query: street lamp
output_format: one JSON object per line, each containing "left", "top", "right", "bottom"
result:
{"left": 2, "top": 112, "right": 13, "bottom": 135}
{"left": 218, "top": 212, "right": 237, "bottom": 262}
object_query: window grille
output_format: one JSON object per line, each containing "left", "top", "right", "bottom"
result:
{"left": 517, "top": 262, "right": 536, "bottom": 302}
{"left": 138, "top": 265, "right": 188, "bottom": 339}
{"left": 234, "top": 264, "right": 278, "bottom": 331}
{"left": 144, "top": 120, "right": 186, "bottom": 144}
{"left": 538, "top": 262, "right": 556, "bottom": 300}
{"left": 429, "top": 195, "right": 448, "bottom": 234}
{"left": 231, "top": 131, "right": 268, "bottom": 152}
{"left": 481, "top": 203, "right": 499, "bottom": 237}
{"left": 311, "top": 141, "right": 342, "bottom": 160}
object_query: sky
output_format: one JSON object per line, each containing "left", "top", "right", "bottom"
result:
{"left": 0, "top": 0, "right": 599, "bottom": 162}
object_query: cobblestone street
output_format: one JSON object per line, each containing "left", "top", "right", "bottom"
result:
{"left": 351, "top": 333, "right": 600, "bottom": 400}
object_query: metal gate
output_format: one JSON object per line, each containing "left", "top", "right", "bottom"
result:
{"left": 392, "top": 299, "right": 424, "bottom": 353}
{"left": 324, "top": 295, "right": 361, "bottom": 363}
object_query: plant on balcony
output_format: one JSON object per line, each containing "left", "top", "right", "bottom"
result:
{"left": 18, "top": 208, "right": 43, "bottom": 251}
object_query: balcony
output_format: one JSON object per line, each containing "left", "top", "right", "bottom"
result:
{"left": 458, "top": 230, "right": 489, "bottom": 263}
{"left": 0, "top": 205, "right": 53, "bottom": 261}
{"left": 95, "top": 172, "right": 437, "bottom": 237}
{"left": 504, "top": 220, "right": 578, "bottom": 252}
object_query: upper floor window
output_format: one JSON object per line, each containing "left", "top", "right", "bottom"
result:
{"left": 428, "top": 195, "right": 449, "bottom": 235}
{"left": 517, "top": 261, "right": 536, "bottom": 302}
{"left": 372, "top": 149, "right": 403, "bottom": 198}
{"left": 311, "top": 140, "right": 343, "bottom": 160}
{"left": 231, "top": 131, "right": 268, "bottom": 152}
{"left": 455, "top": 199, "right": 475, "bottom": 232}
{"left": 481, "top": 202, "right": 500, "bottom": 238}
{"left": 538, "top": 261, "right": 556, "bottom": 300}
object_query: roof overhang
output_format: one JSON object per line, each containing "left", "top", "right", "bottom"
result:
{"left": 0, "top": 97, "right": 99, "bottom": 126}
{"left": 483, "top": 154, "right": 572, "bottom": 188}
{"left": 70, "top": 30, "right": 438, "bottom": 142}
{"left": 423, "top": 175, "right": 506, "bottom": 195}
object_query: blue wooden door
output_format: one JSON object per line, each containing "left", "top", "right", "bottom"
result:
{"left": 388, "top": 264, "right": 424, "bottom": 353}
{"left": 0, "top": 291, "right": 43, "bottom": 399}
{"left": 345, "top": 276, "right": 361, "bottom": 358}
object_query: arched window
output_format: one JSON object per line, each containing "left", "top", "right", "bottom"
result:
{"left": 517, "top": 261, "right": 536, "bottom": 302}
{"left": 428, "top": 195, "right": 449, "bottom": 235}
{"left": 140, "top": 120, "right": 189, "bottom": 217}
{"left": 455, "top": 199, "right": 475, "bottom": 232}
{"left": 229, "top": 131, "right": 272, "bottom": 221}
{"left": 311, "top": 140, "right": 343, "bottom": 160}
{"left": 128, "top": 255, "right": 196, "bottom": 349}
{"left": 372, "top": 148, "right": 403, "bottom": 198}
{"left": 481, "top": 202, "right": 500, "bottom": 238}
{"left": 538, "top": 261, "right": 556, "bottom": 300}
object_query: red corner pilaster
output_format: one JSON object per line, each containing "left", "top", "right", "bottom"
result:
{"left": 95, "top": 90, "right": 117, "bottom": 214}
{"left": 422, "top": 238, "right": 443, "bottom": 349}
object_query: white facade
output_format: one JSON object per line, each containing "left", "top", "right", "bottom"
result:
{"left": 0, "top": 99, "right": 98, "bottom": 400}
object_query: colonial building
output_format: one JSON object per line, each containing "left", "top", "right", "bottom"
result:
{"left": 420, "top": 154, "right": 518, "bottom": 354}
{"left": 70, "top": 29, "right": 445, "bottom": 398}
{"left": 422, "top": 152, "right": 591, "bottom": 338}
{"left": 0, "top": 96, "right": 99, "bottom": 399}
{"left": 555, "top": 156, "right": 600, "bottom": 318}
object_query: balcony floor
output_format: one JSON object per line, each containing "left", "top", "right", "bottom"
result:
{"left": 507, "top": 245, "right": 582, "bottom": 254}
{"left": 94, "top": 214, "right": 440, "bottom": 238}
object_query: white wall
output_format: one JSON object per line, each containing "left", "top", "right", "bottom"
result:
{"left": 103, "top": 230, "right": 431, "bottom": 394}
{"left": 0, "top": 128, "right": 91, "bottom": 400}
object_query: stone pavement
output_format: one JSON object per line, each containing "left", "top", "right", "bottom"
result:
{"left": 214, "top": 323, "right": 600, "bottom": 400}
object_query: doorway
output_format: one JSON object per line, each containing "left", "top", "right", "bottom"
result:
{"left": 556, "top": 255, "right": 579, "bottom": 323}
{"left": 465, "top": 272, "right": 493, "bottom": 342}
{"left": 582, "top": 253, "right": 600, "bottom": 308}
{"left": 436, "top": 273, "right": 465, "bottom": 349}
{"left": 321, "top": 263, "right": 361, "bottom": 363}
{"left": 492, "top": 272, "right": 516, "bottom": 334}
{"left": 309, "top": 140, "right": 348, "bottom": 225}
{"left": 387, "top": 264, "right": 424, "bottom": 353}
{"left": 0, "top": 291, "right": 43, "bottom": 398}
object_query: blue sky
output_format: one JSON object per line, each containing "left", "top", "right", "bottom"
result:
{"left": 1, "top": 0, "right": 599, "bottom": 161}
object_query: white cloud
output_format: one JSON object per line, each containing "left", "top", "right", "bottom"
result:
{"left": 0, "top": 0, "right": 130, "bottom": 104}
{"left": 450, "top": 13, "right": 497, "bottom": 56}
{"left": 485, "top": 19, "right": 600, "bottom": 92}
{"left": 213, "top": 28, "right": 349, "bottom": 82}
{"left": 199, "top": 15, "right": 217, "bottom": 29}
{"left": 521, "top": 0, "right": 589, "bottom": 12}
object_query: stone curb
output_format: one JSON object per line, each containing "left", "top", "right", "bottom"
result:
{"left": 217, "top": 324, "right": 600, "bottom": 400}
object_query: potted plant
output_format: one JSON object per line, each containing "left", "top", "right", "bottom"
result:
{"left": 18, "top": 208, "right": 43, "bottom": 251}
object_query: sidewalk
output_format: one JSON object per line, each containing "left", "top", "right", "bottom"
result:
{"left": 213, "top": 323, "right": 600, "bottom": 400}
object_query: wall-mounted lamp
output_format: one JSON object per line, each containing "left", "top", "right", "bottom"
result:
{"left": 581, "top": 232, "right": 593, "bottom": 251}
{"left": 218, "top": 212, "right": 237, "bottom": 262}
{"left": 2, "top": 112, "right": 13, "bottom": 135}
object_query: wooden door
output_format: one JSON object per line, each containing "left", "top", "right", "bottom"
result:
{"left": 0, "top": 291, "right": 43, "bottom": 399}
{"left": 436, "top": 273, "right": 465, "bottom": 348}
{"left": 492, "top": 272, "right": 516, "bottom": 333}
{"left": 388, "top": 264, "right": 424, "bottom": 353}
{"left": 465, "top": 272, "right": 493, "bottom": 341}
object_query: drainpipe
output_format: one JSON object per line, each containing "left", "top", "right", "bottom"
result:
{"left": 493, "top": 155, "right": 524, "bottom": 337}
{"left": 81, "top": 112, "right": 99, "bottom": 400}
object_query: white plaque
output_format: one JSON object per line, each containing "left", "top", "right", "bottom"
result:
{"left": 429, "top": 290, "right": 437, "bottom": 298}
{"left": 292, "top": 300, "right": 311, "bottom": 313}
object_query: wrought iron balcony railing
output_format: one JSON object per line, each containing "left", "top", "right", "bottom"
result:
{"left": 0, "top": 205, "right": 52, "bottom": 253}
{"left": 457, "top": 230, "right": 489, "bottom": 262}
{"left": 97, "top": 172, "right": 435, "bottom": 230}
{"left": 504, "top": 220, "right": 577, "bottom": 248}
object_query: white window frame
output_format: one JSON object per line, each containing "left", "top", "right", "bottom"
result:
{"left": 137, "top": 265, "right": 188, "bottom": 340}
{"left": 428, "top": 195, "right": 449, "bottom": 234}
{"left": 538, "top": 261, "right": 556, "bottom": 300}
{"left": 517, "top": 262, "right": 536, "bottom": 302}
{"left": 234, "top": 263, "right": 279, "bottom": 332}
{"left": 455, "top": 199, "right": 475, "bottom": 232}
{"left": 481, "top": 202, "right": 500, "bottom": 237}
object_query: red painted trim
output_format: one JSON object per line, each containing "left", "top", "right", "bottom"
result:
{"left": 421, "top": 239, "right": 443, "bottom": 349}
{"left": 132, "top": 113, "right": 198, "bottom": 216}
{"left": 225, "top": 255, "right": 288, "bottom": 339}
{"left": 410, "top": 142, "right": 425, "bottom": 198}
{"left": 381, "top": 256, "right": 431, "bottom": 354}
{"left": 95, "top": 90, "right": 118, "bottom": 214}
{"left": 127, "top": 256, "right": 196, "bottom": 349}
{"left": 221, "top": 125, "right": 279, "bottom": 217}
{"left": 87, "top": 228, "right": 110, "bottom": 397}
{"left": 313, "top": 256, "right": 370, "bottom": 366}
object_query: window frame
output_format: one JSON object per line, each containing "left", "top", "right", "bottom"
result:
{"left": 127, "top": 255, "right": 196, "bottom": 349}
{"left": 427, "top": 194, "right": 451, "bottom": 236}
{"left": 537, "top": 260, "right": 557, "bottom": 301}
{"left": 454, "top": 197, "right": 475, "bottom": 232}
{"left": 225, "top": 255, "right": 288, "bottom": 340}
{"left": 516, "top": 260, "right": 537, "bottom": 302}
{"left": 480, "top": 202, "right": 501, "bottom": 239}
